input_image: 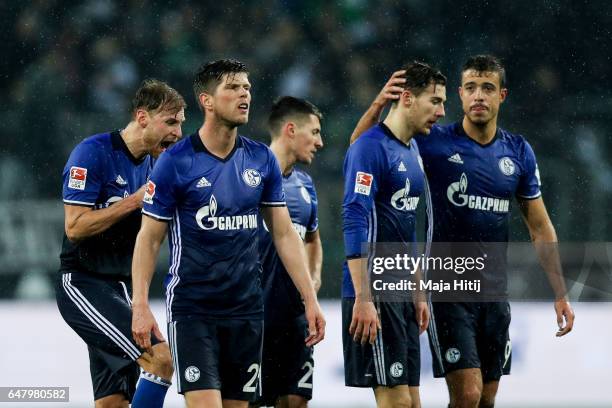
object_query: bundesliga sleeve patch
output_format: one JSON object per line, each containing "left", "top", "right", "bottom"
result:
{"left": 68, "top": 166, "right": 87, "bottom": 190}
{"left": 354, "top": 171, "right": 373, "bottom": 196}
{"left": 143, "top": 180, "right": 156, "bottom": 204}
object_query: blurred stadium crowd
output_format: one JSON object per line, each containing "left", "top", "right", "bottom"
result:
{"left": 1, "top": 0, "right": 610, "bottom": 297}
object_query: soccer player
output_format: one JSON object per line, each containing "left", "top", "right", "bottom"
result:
{"left": 131, "top": 59, "right": 326, "bottom": 408}
{"left": 256, "top": 96, "right": 324, "bottom": 408}
{"left": 55, "top": 79, "right": 186, "bottom": 408}
{"left": 342, "top": 61, "right": 446, "bottom": 408}
{"left": 350, "top": 55, "right": 575, "bottom": 408}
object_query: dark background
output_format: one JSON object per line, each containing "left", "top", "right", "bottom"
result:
{"left": 1, "top": 0, "right": 610, "bottom": 299}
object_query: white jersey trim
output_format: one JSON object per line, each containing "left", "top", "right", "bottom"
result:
{"left": 63, "top": 199, "right": 95, "bottom": 206}
{"left": 142, "top": 209, "right": 173, "bottom": 221}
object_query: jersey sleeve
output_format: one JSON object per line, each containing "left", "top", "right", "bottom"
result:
{"left": 342, "top": 136, "right": 386, "bottom": 259}
{"left": 516, "top": 140, "right": 542, "bottom": 200}
{"left": 304, "top": 176, "right": 319, "bottom": 232}
{"left": 142, "top": 151, "right": 179, "bottom": 221}
{"left": 260, "top": 147, "right": 286, "bottom": 207}
{"left": 62, "top": 140, "right": 104, "bottom": 207}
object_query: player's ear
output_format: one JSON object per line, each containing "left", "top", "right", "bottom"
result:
{"left": 135, "top": 109, "right": 148, "bottom": 128}
{"left": 284, "top": 122, "right": 296, "bottom": 139}
{"left": 499, "top": 88, "right": 508, "bottom": 103}
{"left": 200, "top": 92, "right": 213, "bottom": 111}
{"left": 401, "top": 90, "right": 413, "bottom": 107}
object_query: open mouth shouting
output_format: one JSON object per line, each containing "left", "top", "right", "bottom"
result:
{"left": 238, "top": 103, "right": 249, "bottom": 113}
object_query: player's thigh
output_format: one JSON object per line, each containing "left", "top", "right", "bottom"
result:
{"left": 478, "top": 302, "right": 512, "bottom": 382}
{"left": 185, "top": 389, "right": 222, "bottom": 408}
{"left": 342, "top": 297, "right": 378, "bottom": 387}
{"left": 219, "top": 318, "right": 264, "bottom": 401}
{"left": 428, "top": 302, "right": 480, "bottom": 377}
{"left": 56, "top": 273, "right": 141, "bottom": 360}
{"left": 169, "top": 319, "right": 222, "bottom": 395}
{"left": 94, "top": 393, "right": 129, "bottom": 408}
{"left": 223, "top": 399, "right": 250, "bottom": 408}
{"left": 56, "top": 273, "right": 141, "bottom": 400}
{"left": 276, "top": 394, "right": 308, "bottom": 408}
{"left": 480, "top": 381, "right": 500, "bottom": 407}
{"left": 343, "top": 299, "right": 420, "bottom": 388}
{"left": 445, "top": 368, "right": 483, "bottom": 402}
{"left": 89, "top": 346, "right": 140, "bottom": 403}
{"left": 261, "top": 323, "right": 314, "bottom": 404}
{"left": 373, "top": 385, "right": 412, "bottom": 408}
{"left": 409, "top": 386, "right": 421, "bottom": 408}
{"left": 378, "top": 301, "right": 421, "bottom": 387}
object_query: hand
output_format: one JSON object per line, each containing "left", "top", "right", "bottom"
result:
{"left": 414, "top": 301, "right": 430, "bottom": 334}
{"left": 304, "top": 299, "right": 326, "bottom": 347}
{"left": 132, "top": 303, "right": 165, "bottom": 354}
{"left": 554, "top": 299, "right": 575, "bottom": 337}
{"left": 374, "top": 70, "right": 406, "bottom": 107}
{"left": 132, "top": 185, "right": 147, "bottom": 209}
{"left": 349, "top": 298, "right": 380, "bottom": 345}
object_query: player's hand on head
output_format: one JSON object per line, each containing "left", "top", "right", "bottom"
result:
{"left": 375, "top": 70, "right": 406, "bottom": 106}
{"left": 304, "top": 300, "right": 325, "bottom": 346}
{"left": 131, "top": 303, "right": 164, "bottom": 354}
{"left": 414, "top": 301, "right": 430, "bottom": 334}
{"left": 554, "top": 299, "right": 575, "bottom": 337}
{"left": 349, "top": 299, "right": 380, "bottom": 345}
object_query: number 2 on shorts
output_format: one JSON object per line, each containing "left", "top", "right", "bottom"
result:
{"left": 243, "top": 363, "right": 260, "bottom": 392}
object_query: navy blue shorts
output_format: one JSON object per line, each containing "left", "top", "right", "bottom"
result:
{"left": 428, "top": 301, "right": 512, "bottom": 382}
{"left": 168, "top": 318, "right": 263, "bottom": 401}
{"left": 55, "top": 272, "right": 151, "bottom": 401}
{"left": 342, "top": 297, "right": 420, "bottom": 388}
{"left": 257, "top": 316, "right": 314, "bottom": 406}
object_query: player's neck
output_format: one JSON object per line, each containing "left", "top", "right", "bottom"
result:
{"left": 199, "top": 120, "right": 238, "bottom": 159}
{"left": 270, "top": 140, "right": 295, "bottom": 176}
{"left": 462, "top": 116, "right": 497, "bottom": 144}
{"left": 121, "top": 121, "right": 148, "bottom": 159}
{"left": 382, "top": 114, "right": 415, "bottom": 145}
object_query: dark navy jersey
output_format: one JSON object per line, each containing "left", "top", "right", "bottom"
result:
{"left": 143, "top": 133, "right": 286, "bottom": 321}
{"left": 60, "top": 131, "right": 152, "bottom": 279}
{"left": 415, "top": 122, "right": 541, "bottom": 293}
{"left": 342, "top": 123, "right": 426, "bottom": 297}
{"left": 259, "top": 168, "right": 318, "bottom": 325}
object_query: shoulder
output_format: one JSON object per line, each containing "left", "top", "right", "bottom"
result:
{"left": 239, "top": 135, "right": 270, "bottom": 153}
{"left": 154, "top": 135, "right": 194, "bottom": 173}
{"left": 414, "top": 122, "right": 454, "bottom": 145}
{"left": 348, "top": 126, "right": 386, "bottom": 154}
{"left": 75, "top": 132, "right": 112, "bottom": 152}
{"left": 294, "top": 168, "right": 315, "bottom": 189}
{"left": 67, "top": 132, "right": 113, "bottom": 168}
{"left": 498, "top": 127, "right": 534, "bottom": 156}
{"left": 165, "top": 134, "right": 194, "bottom": 158}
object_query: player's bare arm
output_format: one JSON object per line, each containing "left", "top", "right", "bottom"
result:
{"left": 131, "top": 215, "right": 168, "bottom": 353}
{"left": 64, "top": 185, "right": 146, "bottom": 242}
{"left": 349, "top": 70, "right": 406, "bottom": 144}
{"left": 518, "top": 196, "right": 575, "bottom": 336}
{"left": 262, "top": 206, "right": 326, "bottom": 346}
{"left": 347, "top": 258, "right": 380, "bottom": 345}
{"left": 304, "top": 229, "right": 323, "bottom": 292}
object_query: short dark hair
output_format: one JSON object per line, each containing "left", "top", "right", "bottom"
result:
{"left": 131, "top": 79, "right": 186, "bottom": 116}
{"left": 400, "top": 61, "right": 447, "bottom": 97}
{"left": 267, "top": 96, "right": 322, "bottom": 139}
{"left": 462, "top": 55, "right": 506, "bottom": 87}
{"left": 193, "top": 59, "right": 249, "bottom": 109}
